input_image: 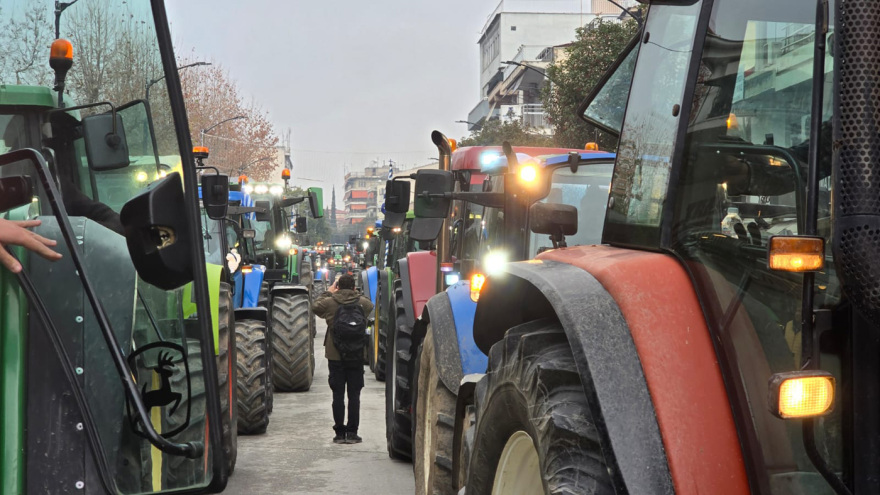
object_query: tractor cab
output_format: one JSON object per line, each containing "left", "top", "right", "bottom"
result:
{"left": 0, "top": 0, "right": 227, "bottom": 493}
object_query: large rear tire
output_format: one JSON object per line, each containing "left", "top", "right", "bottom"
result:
{"left": 271, "top": 293, "right": 314, "bottom": 392}
{"left": 465, "top": 319, "right": 612, "bottom": 494}
{"left": 258, "top": 280, "right": 269, "bottom": 309}
{"left": 235, "top": 319, "right": 270, "bottom": 435}
{"left": 217, "top": 283, "right": 238, "bottom": 473}
{"left": 414, "top": 327, "right": 456, "bottom": 495}
{"left": 385, "top": 285, "right": 414, "bottom": 460}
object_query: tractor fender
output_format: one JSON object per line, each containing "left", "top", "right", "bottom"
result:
{"left": 242, "top": 264, "right": 266, "bottom": 308}
{"left": 405, "top": 251, "right": 436, "bottom": 320}
{"left": 234, "top": 307, "right": 269, "bottom": 325}
{"left": 417, "top": 292, "right": 460, "bottom": 395}
{"left": 474, "top": 248, "right": 749, "bottom": 494}
{"left": 397, "top": 258, "right": 416, "bottom": 328}
{"left": 363, "top": 266, "right": 379, "bottom": 319}
{"left": 452, "top": 373, "right": 483, "bottom": 488}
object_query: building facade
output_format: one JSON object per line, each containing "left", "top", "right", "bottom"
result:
{"left": 468, "top": 0, "right": 636, "bottom": 132}
{"left": 343, "top": 163, "right": 400, "bottom": 225}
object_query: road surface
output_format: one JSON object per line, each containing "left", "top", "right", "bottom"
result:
{"left": 224, "top": 319, "right": 414, "bottom": 494}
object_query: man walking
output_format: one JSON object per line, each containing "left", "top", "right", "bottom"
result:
{"left": 312, "top": 274, "right": 373, "bottom": 444}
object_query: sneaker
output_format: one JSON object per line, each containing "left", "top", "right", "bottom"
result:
{"left": 344, "top": 432, "right": 362, "bottom": 444}
{"left": 333, "top": 434, "right": 346, "bottom": 444}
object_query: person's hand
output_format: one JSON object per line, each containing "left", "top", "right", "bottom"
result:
{"left": 329, "top": 281, "right": 339, "bottom": 293}
{"left": 0, "top": 219, "right": 62, "bottom": 273}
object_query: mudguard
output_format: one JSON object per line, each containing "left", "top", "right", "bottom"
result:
{"left": 474, "top": 248, "right": 747, "bottom": 494}
{"left": 242, "top": 264, "right": 266, "bottom": 308}
{"left": 234, "top": 307, "right": 269, "bottom": 324}
{"left": 270, "top": 283, "right": 308, "bottom": 298}
{"left": 405, "top": 251, "right": 436, "bottom": 321}
{"left": 364, "top": 266, "right": 379, "bottom": 317}
{"left": 231, "top": 270, "right": 244, "bottom": 309}
{"left": 397, "top": 258, "right": 416, "bottom": 328}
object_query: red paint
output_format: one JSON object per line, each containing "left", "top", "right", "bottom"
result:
{"left": 450, "top": 146, "right": 587, "bottom": 172}
{"left": 538, "top": 245, "right": 749, "bottom": 494}
{"left": 406, "top": 251, "right": 437, "bottom": 319}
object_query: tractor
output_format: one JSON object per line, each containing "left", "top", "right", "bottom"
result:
{"left": 244, "top": 177, "right": 324, "bottom": 393}
{"left": 445, "top": 1, "right": 880, "bottom": 494}
{"left": 0, "top": 0, "right": 231, "bottom": 492}
{"left": 382, "top": 140, "right": 599, "bottom": 463}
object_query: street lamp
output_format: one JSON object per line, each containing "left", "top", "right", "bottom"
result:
{"left": 501, "top": 60, "right": 559, "bottom": 85}
{"left": 238, "top": 156, "right": 273, "bottom": 175}
{"left": 456, "top": 120, "right": 477, "bottom": 126}
{"left": 145, "top": 61, "right": 211, "bottom": 101}
{"left": 201, "top": 115, "right": 247, "bottom": 145}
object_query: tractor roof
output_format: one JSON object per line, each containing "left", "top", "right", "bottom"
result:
{"left": 0, "top": 84, "right": 73, "bottom": 108}
{"left": 450, "top": 146, "right": 588, "bottom": 172}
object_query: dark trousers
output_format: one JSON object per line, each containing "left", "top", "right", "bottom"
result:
{"left": 328, "top": 360, "right": 364, "bottom": 434}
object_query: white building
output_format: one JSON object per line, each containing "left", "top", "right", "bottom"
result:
{"left": 468, "top": 0, "right": 636, "bottom": 132}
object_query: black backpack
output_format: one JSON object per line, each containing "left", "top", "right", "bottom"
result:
{"left": 332, "top": 302, "right": 367, "bottom": 361}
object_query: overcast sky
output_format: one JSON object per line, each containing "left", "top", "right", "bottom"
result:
{"left": 166, "top": 0, "right": 497, "bottom": 196}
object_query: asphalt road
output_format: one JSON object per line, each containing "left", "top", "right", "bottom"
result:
{"left": 224, "top": 319, "right": 414, "bottom": 494}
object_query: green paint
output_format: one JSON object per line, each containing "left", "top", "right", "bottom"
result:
{"left": 0, "top": 85, "right": 76, "bottom": 109}
{"left": 0, "top": 206, "right": 32, "bottom": 495}
{"left": 182, "top": 263, "right": 223, "bottom": 355}
{"left": 308, "top": 187, "right": 324, "bottom": 218}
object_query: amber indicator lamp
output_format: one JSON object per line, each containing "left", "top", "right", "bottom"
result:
{"left": 768, "top": 236, "right": 824, "bottom": 272}
{"left": 192, "top": 146, "right": 210, "bottom": 159}
{"left": 769, "top": 371, "right": 835, "bottom": 419}
{"left": 584, "top": 142, "right": 599, "bottom": 151}
{"left": 282, "top": 168, "right": 291, "bottom": 179}
{"left": 470, "top": 273, "right": 486, "bottom": 302}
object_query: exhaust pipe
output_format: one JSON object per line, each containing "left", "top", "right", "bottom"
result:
{"left": 432, "top": 130, "right": 452, "bottom": 294}
{"left": 833, "top": 0, "right": 880, "bottom": 322}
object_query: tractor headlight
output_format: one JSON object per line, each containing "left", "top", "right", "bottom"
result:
{"left": 243, "top": 185, "right": 254, "bottom": 194}
{"left": 270, "top": 185, "right": 284, "bottom": 195}
{"left": 483, "top": 251, "right": 509, "bottom": 276}
{"left": 275, "top": 236, "right": 292, "bottom": 249}
{"left": 255, "top": 185, "right": 269, "bottom": 194}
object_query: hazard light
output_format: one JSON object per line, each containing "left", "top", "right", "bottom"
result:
{"left": 192, "top": 146, "right": 210, "bottom": 159}
{"left": 518, "top": 164, "right": 538, "bottom": 184}
{"left": 282, "top": 168, "right": 291, "bottom": 179}
{"left": 585, "top": 142, "right": 599, "bottom": 151}
{"left": 241, "top": 265, "right": 253, "bottom": 274}
{"left": 470, "top": 273, "right": 486, "bottom": 302}
{"left": 769, "top": 371, "right": 835, "bottom": 419}
{"left": 768, "top": 236, "right": 824, "bottom": 272}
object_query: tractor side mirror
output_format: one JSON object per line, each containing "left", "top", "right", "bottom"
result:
{"left": 413, "top": 169, "right": 453, "bottom": 219}
{"left": 295, "top": 216, "right": 307, "bottom": 234}
{"left": 385, "top": 179, "right": 411, "bottom": 214}
{"left": 81, "top": 112, "right": 130, "bottom": 171}
{"left": 120, "top": 172, "right": 193, "bottom": 290}
{"left": 530, "top": 202, "right": 578, "bottom": 236}
{"left": 0, "top": 176, "right": 33, "bottom": 212}
{"left": 242, "top": 229, "right": 256, "bottom": 239}
{"left": 200, "top": 174, "right": 229, "bottom": 220}
{"left": 254, "top": 200, "right": 271, "bottom": 222}
{"left": 308, "top": 187, "right": 324, "bottom": 218}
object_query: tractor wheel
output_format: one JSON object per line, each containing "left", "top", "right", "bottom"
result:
{"left": 217, "top": 283, "right": 238, "bottom": 473}
{"left": 301, "top": 259, "right": 317, "bottom": 339}
{"left": 163, "top": 338, "right": 206, "bottom": 486}
{"left": 414, "top": 327, "right": 456, "bottom": 495}
{"left": 464, "top": 318, "right": 612, "bottom": 494}
{"left": 385, "top": 285, "right": 413, "bottom": 460}
{"left": 258, "top": 280, "right": 269, "bottom": 309}
{"left": 271, "top": 293, "right": 313, "bottom": 392}
{"left": 235, "top": 319, "right": 270, "bottom": 435}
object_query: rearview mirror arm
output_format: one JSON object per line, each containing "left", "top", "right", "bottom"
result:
{"left": 47, "top": 101, "right": 121, "bottom": 147}
{"left": 0, "top": 148, "right": 203, "bottom": 459}
{"left": 419, "top": 191, "right": 506, "bottom": 209}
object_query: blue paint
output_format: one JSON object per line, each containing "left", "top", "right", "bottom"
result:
{"left": 445, "top": 281, "right": 487, "bottom": 375}
{"left": 242, "top": 265, "right": 266, "bottom": 308}
{"left": 228, "top": 190, "right": 256, "bottom": 221}
{"left": 366, "top": 266, "right": 379, "bottom": 305}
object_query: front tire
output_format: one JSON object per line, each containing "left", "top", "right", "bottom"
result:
{"left": 413, "top": 327, "right": 456, "bottom": 495}
{"left": 385, "top": 285, "right": 414, "bottom": 460}
{"left": 271, "top": 293, "right": 314, "bottom": 392}
{"left": 235, "top": 319, "right": 270, "bottom": 435}
{"left": 465, "top": 318, "right": 612, "bottom": 494}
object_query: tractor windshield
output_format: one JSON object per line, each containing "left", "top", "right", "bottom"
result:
{"left": 528, "top": 162, "right": 614, "bottom": 257}
{"left": 0, "top": 0, "right": 221, "bottom": 492}
{"left": 664, "top": 0, "right": 841, "bottom": 491}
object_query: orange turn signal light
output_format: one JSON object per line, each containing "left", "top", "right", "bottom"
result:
{"left": 282, "top": 168, "right": 291, "bottom": 179}
{"left": 769, "top": 371, "right": 835, "bottom": 419}
{"left": 768, "top": 236, "right": 824, "bottom": 272}
{"left": 238, "top": 175, "right": 248, "bottom": 185}
{"left": 241, "top": 265, "right": 253, "bottom": 274}
{"left": 50, "top": 39, "right": 74, "bottom": 61}
{"left": 585, "top": 142, "right": 599, "bottom": 151}
{"left": 470, "top": 273, "right": 486, "bottom": 302}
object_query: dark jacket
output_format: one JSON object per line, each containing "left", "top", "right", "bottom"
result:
{"left": 312, "top": 289, "right": 373, "bottom": 361}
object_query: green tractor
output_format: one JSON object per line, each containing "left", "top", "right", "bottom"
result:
{"left": 245, "top": 176, "right": 323, "bottom": 393}
{"left": 0, "top": 0, "right": 231, "bottom": 493}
